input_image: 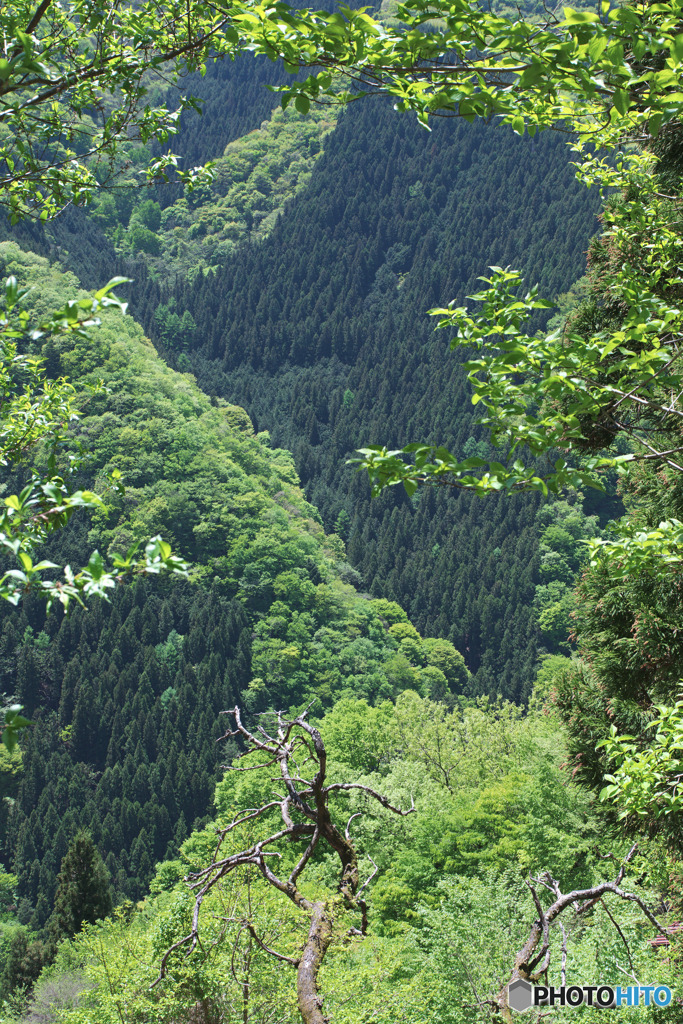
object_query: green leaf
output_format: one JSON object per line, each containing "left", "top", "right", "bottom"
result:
{"left": 87, "top": 550, "right": 105, "bottom": 580}
{"left": 613, "top": 88, "right": 629, "bottom": 115}
{"left": 588, "top": 34, "right": 607, "bottom": 61}
{"left": 563, "top": 7, "right": 599, "bottom": 22}
{"left": 94, "top": 276, "right": 131, "bottom": 300}
{"left": 17, "top": 552, "right": 32, "bottom": 573}
{"left": 518, "top": 62, "right": 543, "bottom": 87}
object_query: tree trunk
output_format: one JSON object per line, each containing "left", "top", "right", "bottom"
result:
{"left": 296, "top": 901, "right": 333, "bottom": 1024}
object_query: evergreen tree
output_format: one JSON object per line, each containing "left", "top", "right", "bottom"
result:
{"left": 0, "top": 929, "right": 44, "bottom": 1002}
{"left": 48, "top": 832, "right": 112, "bottom": 946}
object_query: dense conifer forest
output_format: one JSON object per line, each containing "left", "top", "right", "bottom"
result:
{"left": 128, "top": 87, "right": 604, "bottom": 698}
{"left": 0, "top": 1, "right": 683, "bottom": 1020}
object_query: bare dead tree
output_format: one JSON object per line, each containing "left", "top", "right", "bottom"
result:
{"left": 155, "top": 705, "right": 414, "bottom": 1024}
{"left": 498, "top": 843, "right": 669, "bottom": 1022}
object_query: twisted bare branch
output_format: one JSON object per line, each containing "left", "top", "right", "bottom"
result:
{"left": 497, "top": 844, "right": 667, "bottom": 1023}
{"left": 324, "top": 782, "right": 416, "bottom": 815}
{"left": 156, "top": 705, "right": 413, "bottom": 1024}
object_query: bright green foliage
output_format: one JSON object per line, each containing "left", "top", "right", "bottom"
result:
{"left": 0, "top": 242, "right": 327, "bottom": 602}
{"left": 315, "top": 698, "right": 396, "bottom": 773}
{"left": 3, "top": 0, "right": 683, "bottom": 219}
{"left": 313, "top": 693, "right": 600, "bottom": 935}
{"left": 421, "top": 637, "right": 468, "bottom": 691}
{"left": 368, "top": 600, "right": 408, "bottom": 626}
{"left": 382, "top": 873, "right": 677, "bottom": 1024}
{"left": 34, "top": 826, "right": 308, "bottom": 1023}
{"left": 109, "top": 102, "right": 339, "bottom": 281}
{"left": 3, "top": 0, "right": 683, "bottom": 1013}
{"left": 0, "top": 747, "right": 21, "bottom": 854}
{"left": 0, "top": 272, "right": 158, "bottom": 607}
{"left": 267, "top": 0, "right": 683, "bottom": 138}
{"left": 0, "top": 0, "right": 222, "bottom": 218}
{"left": 0, "top": 257, "right": 187, "bottom": 749}
{"left": 0, "top": 707, "right": 30, "bottom": 755}
{"left": 534, "top": 494, "right": 599, "bottom": 655}
{"left": 127, "top": 223, "right": 162, "bottom": 257}
{"left": 391, "top": 691, "right": 528, "bottom": 791}
{"left": 248, "top": 580, "right": 468, "bottom": 710}
{"left": 599, "top": 701, "right": 683, "bottom": 821}
{"left": 33, "top": 693, "right": 679, "bottom": 1024}
{"left": 587, "top": 518, "right": 683, "bottom": 577}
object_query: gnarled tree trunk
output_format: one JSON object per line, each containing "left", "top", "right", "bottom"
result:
{"left": 297, "top": 901, "right": 334, "bottom": 1024}
{"left": 156, "top": 707, "right": 414, "bottom": 1024}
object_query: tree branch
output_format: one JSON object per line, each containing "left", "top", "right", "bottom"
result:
{"left": 25, "top": 0, "right": 53, "bottom": 35}
{"left": 157, "top": 706, "right": 410, "bottom": 1024}
{"left": 498, "top": 844, "right": 667, "bottom": 1019}
{"left": 324, "top": 782, "right": 415, "bottom": 816}
{"left": 243, "top": 921, "right": 301, "bottom": 966}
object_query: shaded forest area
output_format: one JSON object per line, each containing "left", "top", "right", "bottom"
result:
{"left": 129, "top": 92, "right": 604, "bottom": 696}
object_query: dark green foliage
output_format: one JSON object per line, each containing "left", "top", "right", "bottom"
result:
{"left": 553, "top": 528, "right": 683, "bottom": 802}
{"left": 547, "top": 142, "right": 683, "bottom": 851}
{"left": 0, "top": 927, "right": 44, "bottom": 1001}
{"left": 153, "top": 299, "right": 197, "bottom": 350}
{"left": 4, "top": 580, "right": 253, "bottom": 919}
{"left": 131, "top": 100, "right": 603, "bottom": 697}
{"left": 48, "top": 832, "right": 112, "bottom": 945}
{"left": 159, "top": 53, "right": 298, "bottom": 170}
{"left": 0, "top": 207, "right": 118, "bottom": 290}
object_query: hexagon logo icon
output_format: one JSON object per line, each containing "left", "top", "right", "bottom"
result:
{"left": 508, "top": 979, "right": 533, "bottom": 1013}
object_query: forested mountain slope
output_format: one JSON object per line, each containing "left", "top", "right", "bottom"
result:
{"left": 0, "top": 243, "right": 468, "bottom": 928}
{"left": 0, "top": 46, "right": 603, "bottom": 972}
{"left": 3, "top": 1, "right": 683, "bottom": 1017}
{"left": 0, "top": 53, "right": 294, "bottom": 289}
{"left": 129, "top": 98, "right": 603, "bottom": 698}
{"left": 0, "top": 49, "right": 604, "bottom": 697}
